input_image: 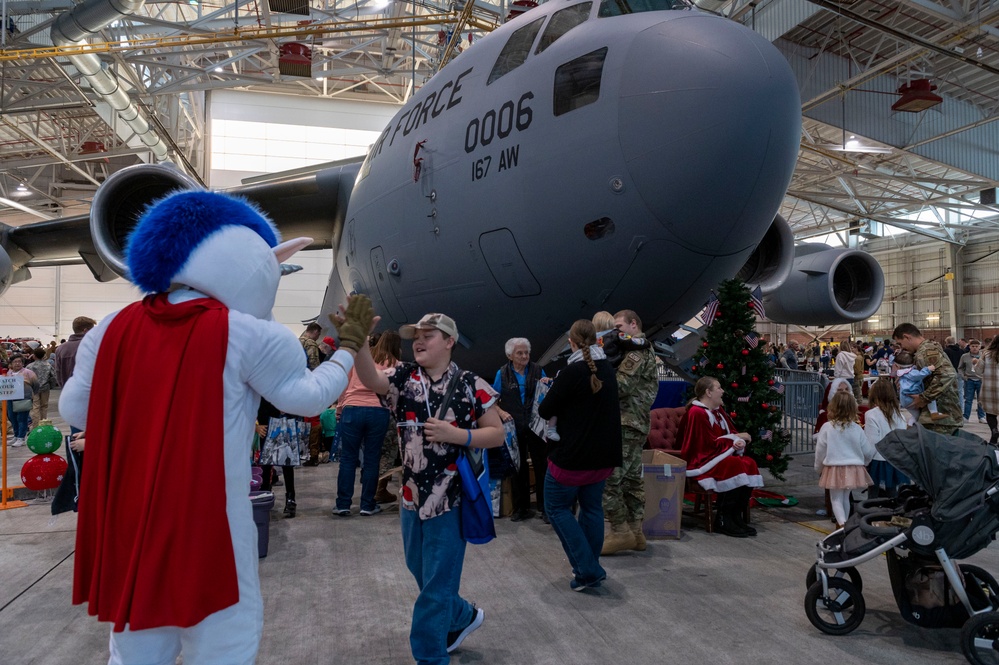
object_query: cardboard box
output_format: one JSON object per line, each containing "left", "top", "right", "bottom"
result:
{"left": 641, "top": 450, "right": 686, "bottom": 540}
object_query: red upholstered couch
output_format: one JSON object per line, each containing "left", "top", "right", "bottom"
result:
{"left": 646, "top": 406, "right": 686, "bottom": 454}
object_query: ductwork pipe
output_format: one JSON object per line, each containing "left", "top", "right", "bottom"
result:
{"left": 51, "top": 0, "right": 171, "bottom": 163}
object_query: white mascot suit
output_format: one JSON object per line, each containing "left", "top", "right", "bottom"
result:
{"left": 60, "top": 190, "right": 374, "bottom": 664}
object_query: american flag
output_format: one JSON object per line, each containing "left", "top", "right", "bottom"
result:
{"left": 772, "top": 383, "right": 785, "bottom": 395}
{"left": 737, "top": 395, "right": 750, "bottom": 403}
{"left": 701, "top": 293, "right": 720, "bottom": 326}
{"left": 744, "top": 332, "right": 759, "bottom": 349}
{"left": 749, "top": 286, "right": 766, "bottom": 319}
{"left": 760, "top": 429, "right": 773, "bottom": 441}
{"left": 699, "top": 356, "right": 709, "bottom": 367}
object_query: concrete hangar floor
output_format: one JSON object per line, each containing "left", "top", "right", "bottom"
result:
{"left": 1, "top": 398, "right": 997, "bottom": 665}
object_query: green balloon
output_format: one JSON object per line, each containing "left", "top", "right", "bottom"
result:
{"left": 27, "top": 421, "right": 63, "bottom": 455}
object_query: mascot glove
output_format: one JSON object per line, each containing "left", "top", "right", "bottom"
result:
{"left": 336, "top": 295, "right": 374, "bottom": 353}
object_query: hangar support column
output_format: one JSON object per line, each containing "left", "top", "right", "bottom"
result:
{"left": 946, "top": 242, "right": 964, "bottom": 340}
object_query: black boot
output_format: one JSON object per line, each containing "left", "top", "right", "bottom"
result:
{"left": 728, "top": 487, "right": 756, "bottom": 537}
{"left": 713, "top": 492, "right": 747, "bottom": 538}
{"left": 284, "top": 498, "right": 297, "bottom": 518}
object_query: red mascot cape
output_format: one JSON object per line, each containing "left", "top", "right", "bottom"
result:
{"left": 73, "top": 294, "right": 239, "bottom": 632}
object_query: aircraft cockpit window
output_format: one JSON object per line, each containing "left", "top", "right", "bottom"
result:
{"left": 488, "top": 18, "right": 545, "bottom": 85}
{"left": 598, "top": 0, "right": 680, "bottom": 17}
{"left": 535, "top": 3, "right": 592, "bottom": 55}
{"left": 553, "top": 47, "right": 607, "bottom": 116}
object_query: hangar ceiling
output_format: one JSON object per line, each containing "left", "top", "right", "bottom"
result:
{"left": 0, "top": 0, "right": 997, "bottom": 245}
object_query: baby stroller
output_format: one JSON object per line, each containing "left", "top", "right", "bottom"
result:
{"left": 804, "top": 425, "right": 999, "bottom": 664}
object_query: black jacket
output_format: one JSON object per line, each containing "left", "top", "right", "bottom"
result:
{"left": 538, "top": 358, "right": 622, "bottom": 471}
{"left": 944, "top": 344, "right": 964, "bottom": 369}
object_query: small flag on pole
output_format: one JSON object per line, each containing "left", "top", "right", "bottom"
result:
{"left": 749, "top": 286, "right": 766, "bottom": 319}
{"left": 744, "top": 332, "right": 759, "bottom": 349}
{"left": 761, "top": 429, "right": 773, "bottom": 441}
{"left": 701, "top": 293, "right": 720, "bottom": 327}
{"left": 699, "top": 356, "right": 709, "bottom": 367}
{"left": 772, "top": 383, "right": 785, "bottom": 395}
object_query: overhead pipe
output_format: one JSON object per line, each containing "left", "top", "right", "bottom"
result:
{"left": 50, "top": 0, "right": 172, "bottom": 163}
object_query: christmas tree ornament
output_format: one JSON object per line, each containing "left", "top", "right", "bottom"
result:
{"left": 761, "top": 403, "right": 769, "bottom": 409}
{"left": 716, "top": 363, "right": 724, "bottom": 369}
{"left": 702, "top": 341, "right": 708, "bottom": 348}
{"left": 767, "top": 379, "right": 775, "bottom": 386}
{"left": 770, "top": 405, "right": 779, "bottom": 413}
{"left": 26, "top": 420, "right": 63, "bottom": 455}
{"left": 729, "top": 411, "right": 737, "bottom": 419}
{"left": 741, "top": 349, "right": 749, "bottom": 356}
{"left": 20, "top": 454, "right": 68, "bottom": 491}
{"left": 766, "top": 454, "right": 774, "bottom": 461}
{"left": 752, "top": 376, "right": 759, "bottom": 383}
{"left": 731, "top": 382, "right": 739, "bottom": 389}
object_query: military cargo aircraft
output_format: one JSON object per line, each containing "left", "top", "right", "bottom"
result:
{"left": 0, "top": 0, "right": 884, "bottom": 374}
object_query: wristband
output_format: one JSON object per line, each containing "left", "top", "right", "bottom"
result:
{"left": 465, "top": 430, "right": 472, "bottom": 447}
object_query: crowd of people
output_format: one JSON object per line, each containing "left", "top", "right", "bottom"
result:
{"left": 11, "top": 191, "right": 999, "bottom": 665}
{"left": 1, "top": 316, "right": 96, "bottom": 446}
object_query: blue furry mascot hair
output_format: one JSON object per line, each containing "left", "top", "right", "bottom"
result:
{"left": 126, "top": 190, "right": 279, "bottom": 294}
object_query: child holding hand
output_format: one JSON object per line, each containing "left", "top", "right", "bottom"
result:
{"left": 815, "top": 391, "right": 875, "bottom": 529}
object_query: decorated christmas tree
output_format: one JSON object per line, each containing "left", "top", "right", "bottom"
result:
{"left": 690, "top": 278, "right": 791, "bottom": 479}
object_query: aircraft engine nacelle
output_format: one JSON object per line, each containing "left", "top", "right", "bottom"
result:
{"left": 89, "top": 164, "right": 202, "bottom": 277}
{"left": 762, "top": 244, "right": 885, "bottom": 325}
{"left": 735, "top": 214, "right": 794, "bottom": 295}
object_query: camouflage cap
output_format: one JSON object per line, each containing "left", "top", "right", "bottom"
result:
{"left": 400, "top": 313, "right": 459, "bottom": 340}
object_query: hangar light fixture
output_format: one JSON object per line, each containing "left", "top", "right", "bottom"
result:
{"left": 892, "top": 79, "right": 942, "bottom": 113}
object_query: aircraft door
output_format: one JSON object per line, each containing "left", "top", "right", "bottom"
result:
{"left": 478, "top": 229, "right": 541, "bottom": 298}
{"left": 370, "top": 246, "right": 408, "bottom": 323}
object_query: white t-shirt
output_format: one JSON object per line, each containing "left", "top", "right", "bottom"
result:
{"left": 863, "top": 406, "right": 913, "bottom": 461}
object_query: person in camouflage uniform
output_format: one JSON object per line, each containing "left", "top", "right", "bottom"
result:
{"left": 601, "top": 309, "right": 659, "bottom": 555}
{"left": 892, "top": 322, "right": 963, "bottom": 434}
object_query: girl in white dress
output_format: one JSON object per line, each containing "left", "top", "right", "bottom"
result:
{"left": 815, "top": 391, "right": 875, "bottom": 528}
{"left": 863, "top": 378, "right": 913, "bottom": 497}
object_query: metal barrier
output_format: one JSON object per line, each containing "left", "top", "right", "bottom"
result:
{"left": 774, "top": 369, "right": 827, "bottom": 454}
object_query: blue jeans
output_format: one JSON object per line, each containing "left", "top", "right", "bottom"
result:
{"left": 336, "top": 406, "right": 390, "bottom": 511}
{"left": 6, "top": 402, "right": 29, "bottom": 439}
{"left": 965, "top": 379, "right": 985, "bottom": 420}
{"left": 544, "top": 470, "right": 607, "bottom": 585}
{"left": 400, "top": 507, "right": 474, "bottom": 665}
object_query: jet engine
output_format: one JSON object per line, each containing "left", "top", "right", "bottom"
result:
{"left": 762, "top": 244, "right": 885, "bottom": 325}
{"left": 90, "top": 164, "right": 202, "bottom": 277}
{"left": 0, "top": 244, "right": 17, "bottom": 295}
{"left": 735, "top": 214, "right": 794, "bottom": 294}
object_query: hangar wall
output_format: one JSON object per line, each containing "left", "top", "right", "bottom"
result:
{"left": 858, "top": 236, "right": 999, "bottom": 342}
{"left": 0, "top": 92, "right": 401, "bottom": 341}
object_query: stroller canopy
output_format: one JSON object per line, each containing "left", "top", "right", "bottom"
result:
{"left": 878, "top": 425, "right": 998, "bottom": 521}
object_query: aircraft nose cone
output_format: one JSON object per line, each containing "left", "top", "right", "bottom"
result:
{"left": 618, "top": 14, "right": 800, "bottom": 256}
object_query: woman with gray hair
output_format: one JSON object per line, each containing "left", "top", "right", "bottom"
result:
{"left": 493, "top": 337, "right": 551, "bottom": 522}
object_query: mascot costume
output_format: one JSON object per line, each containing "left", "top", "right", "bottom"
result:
{"left": 60, "top": 190, "right": 373, "bottom": 664}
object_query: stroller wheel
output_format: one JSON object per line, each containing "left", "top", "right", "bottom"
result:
{"left": 806, "top": 564, "right": 863, "bottom": 592}
{"left": 961, "top": 612, "right": 999, "bottom": 665}
{"left": 805, "top": 578, "right": 865, "bottom": 636}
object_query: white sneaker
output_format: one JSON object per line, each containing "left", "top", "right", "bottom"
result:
{"left": 981, "top": 418, "right": 988, "bottom": 424}
{"left": 11, "top": 438, "right": 25, "bottom": 447}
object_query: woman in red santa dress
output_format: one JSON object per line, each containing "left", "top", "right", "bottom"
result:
{"left": 679, "top": 376, "right": 764, "bottom": 538}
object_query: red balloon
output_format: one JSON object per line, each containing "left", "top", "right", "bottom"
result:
{"left": 20, "top": 454, "right": 68, "bottom": 491}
